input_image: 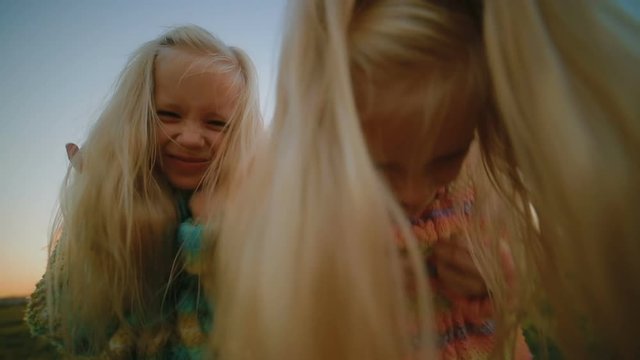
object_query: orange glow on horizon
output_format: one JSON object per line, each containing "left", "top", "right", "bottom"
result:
{"left": 1, "top": 276, "right": 39, "bottom": 298}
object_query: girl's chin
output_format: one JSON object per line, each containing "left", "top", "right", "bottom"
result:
{"left": 166, "top": 176, "right": 205, "bottom": 191}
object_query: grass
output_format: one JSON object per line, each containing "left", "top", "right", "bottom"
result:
{"left": 0, "top": 301, "right": 58, "bottom": 360}
{"left": 0, "top": 298, "right": 563, "bottom": 359}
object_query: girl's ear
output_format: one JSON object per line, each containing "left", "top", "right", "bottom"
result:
{"left": 65, "top": 143, "right": 83, "bottom": 171}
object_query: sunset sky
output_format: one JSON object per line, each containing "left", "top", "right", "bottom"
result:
{"left": 0, "top": 0, "right": 286, "bottom": 297}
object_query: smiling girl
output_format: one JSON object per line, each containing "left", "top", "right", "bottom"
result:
{"left": 25, "top": 25, "right": 262, "bottom": 359}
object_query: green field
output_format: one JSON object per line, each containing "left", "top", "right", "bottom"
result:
{"left": 0, "top": 301, "right": 58, "bottom": 360}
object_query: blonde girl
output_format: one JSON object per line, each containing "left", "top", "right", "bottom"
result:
{"left": 211, "top": 1, "right": 533, "bottom": 359}
{"left": 484, "top": 1, "right": 640, "bottom": 358}
{"left": 26, "top": 25, "right": 262, "bottom": 358}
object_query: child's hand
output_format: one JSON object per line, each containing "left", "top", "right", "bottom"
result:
{"left": 65, "top": 143, "right": 83, "bottom": 171}
{"left": 189, "top": 190, "right": 207, "bottom": 222}
{"left": 433, "top": 235, "right": 487, "bottom": 298}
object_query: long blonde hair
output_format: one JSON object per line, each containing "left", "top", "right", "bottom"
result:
{"left": 485, "top": 1, "right": 640, "bottom": 358}
{"left": 211, "top": 1, "right": 523, "bottom": 359}
{"left": 46, "top": 25, "right": 262, "bottom": 353}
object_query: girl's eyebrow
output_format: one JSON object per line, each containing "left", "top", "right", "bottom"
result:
{"left": 157, "top": 109, "right": 179, "bottom": 114}
{"left": 204, "top": 111, "right": 227, "bottom": 120}
{"left": 155, "top": 102, "right": 181, "bottom": 111}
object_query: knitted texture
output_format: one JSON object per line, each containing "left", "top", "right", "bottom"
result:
{"left": 402, "top": 180, "right": 531, "bottom": 360}
{"left": 25, "top": 195, "right": 213, "bottom": 359}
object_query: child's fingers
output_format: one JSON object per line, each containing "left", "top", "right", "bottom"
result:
{"left": 189, "top": 190, "right": 215, "bottom": 221}
{"left": 433, "top": 239, "right": 488, "bottom": 297}
{"left": 433, "top": 240, "right": 478, "bottom": 276}
{"left": 65, "top": 143, "right": 83, "bottom": 171}
{"left": 65, "top": 143, "right": 79, "bottom": 160}
{"left": 435, "top": 258, "right": 487, "bottom": 297}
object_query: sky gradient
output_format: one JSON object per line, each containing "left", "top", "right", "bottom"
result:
{"left": 0, "top": 0, "right": 287, "bottom": 297}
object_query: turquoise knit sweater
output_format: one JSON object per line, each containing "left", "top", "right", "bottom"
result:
{"left": 25, "top": 194, "right": 214, "bottom": 359}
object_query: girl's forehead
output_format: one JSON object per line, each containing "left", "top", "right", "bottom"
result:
{"left": 359, "top": 78, "right": 478, "bottom": 161}
{"left": 155, "top": 47, "right": 239, "bottom": 87}
{"left": 155, "top": 47, "right": 241, "bottom": 93}
{"left": 154, "top": 47, "right": 242, "bottom": 116}
{"left": 355, "top": 59, "right": 486, "bottom": 122}
{"left": 360, "top": 80, "right": 478, "bottom": 132}
{"left": 363, "top": 109, "right": 475, "bottom": 163}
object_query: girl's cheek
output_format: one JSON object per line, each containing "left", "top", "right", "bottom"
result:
{"left": 206, "top": 131, "right": 225, "bottom": 155}
{"left": 432, "top": 159, "right": 466, "bottom": 187}
{"left": 155, "top": 122, "right": 174, "bottom": 145}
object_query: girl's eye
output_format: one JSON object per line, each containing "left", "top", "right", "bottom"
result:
{"left": 206, "top": 119, "right": 228, "bottom": 130}
{"left": 157, "top": 110, "right": 180, "bottom": 121}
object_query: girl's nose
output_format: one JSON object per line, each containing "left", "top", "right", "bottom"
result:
{"left": 176, "top": 123, "right": 206, "bottom": 149}
{"left": 397, "top": 177, "right": 435, "bottom": 219}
